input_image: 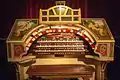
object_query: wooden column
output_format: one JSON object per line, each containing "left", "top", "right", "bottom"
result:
{"left": 95, "top": 61, "right": 108, "bottom": 80}
{"left": 101, "top": 62, "right": 108, "bottom": 80}
{"left": 17, "top": 64, "right": 24, "bottom": 80}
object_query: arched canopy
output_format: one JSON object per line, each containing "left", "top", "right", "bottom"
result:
{"left": 23, "top": 24, "right": 96, "bottom": 52}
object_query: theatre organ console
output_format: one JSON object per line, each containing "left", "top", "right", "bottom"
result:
{"left": 6, "top": 1, "right": 115, "bottom": 80}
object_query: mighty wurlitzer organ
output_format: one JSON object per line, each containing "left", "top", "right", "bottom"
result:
{"left": 6, "top": 1, "right": 115, "bottom": 80}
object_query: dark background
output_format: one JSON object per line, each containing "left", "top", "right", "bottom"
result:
{"left": 0, "top": 0, "right": 120, "bottom": 80}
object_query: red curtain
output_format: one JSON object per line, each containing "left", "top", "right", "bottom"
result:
{"left": 25, "top": 0, "right": 88, "bottom": 18}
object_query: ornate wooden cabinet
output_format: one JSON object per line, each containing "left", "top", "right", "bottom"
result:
{"left": 6, "top": 1, "right": 115, "bottom": 80}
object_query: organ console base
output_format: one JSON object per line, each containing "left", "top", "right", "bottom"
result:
{"left": 12, "top": 57, "right": 110, "bottom": 80}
